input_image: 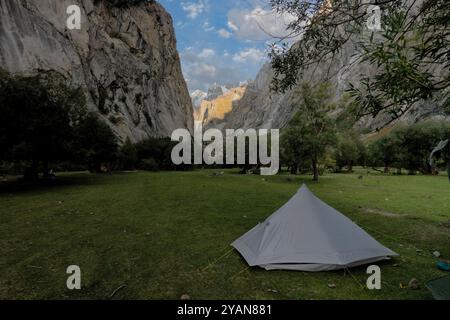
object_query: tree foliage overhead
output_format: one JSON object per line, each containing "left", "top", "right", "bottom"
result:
{"left": 269, "top": 0, "right": 450, "bottom": 125}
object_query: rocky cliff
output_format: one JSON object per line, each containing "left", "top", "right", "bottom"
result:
{"left": 0, "top": 0, "right": 193, "bottom": 142}
{"left": 214, "top": 36, "right": 448, "bottom": 132}
{"left": 193, "top": 84, "right": 246, "bottom": 127}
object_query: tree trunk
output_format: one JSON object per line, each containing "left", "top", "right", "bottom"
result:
{"left": 312, "top": 157, "right": 319, "bottom": 182}
{"left": 89, "top": 161, "right": 102, "bottom": 173}
{"left": 291, "top": 164, "right": 298, "bottom": 175}
{"left": 42, "top": 160, "right": 50, "bottom": 178}
{"left": 24, "top": 160, "right": 39, "bottom": 181}
{"left": 348, "top": 162, "right": 353, "bottom": 173}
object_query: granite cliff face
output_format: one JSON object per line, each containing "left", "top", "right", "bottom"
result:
{"left": 0, "top": 0, "right": 193, "bottom": 142}
{"left": 214, "top": 35, "right": 448, "bottom": 132}
{"left": 193, "top": 85, "right": 246, "bottom": 127}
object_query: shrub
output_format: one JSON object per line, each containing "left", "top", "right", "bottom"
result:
{"left": 118, "top": 138, "right": 138, "bottom": 170}
{"left": 140, "top": 158, "right": 159, "bottom": 171}
{"left": 368, "top": 121, "right": 450, "bottom": 175}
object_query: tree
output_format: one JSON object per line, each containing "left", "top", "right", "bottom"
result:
{"left": 335, "top": 133, "right": 361, "bottom": 172}
{"left": 368, "top": 121, "right": 450, "bottom": 174}
{"left": 281, "top": 83, "right": 337, "bottom": 181}
{"left": 368, "top": 134, "right": 403, "bottom": 173}
{"left": 0, "top": 69, "right": 86, "bottom": 180}
{"left": 118, "top": 137, "right": 138, "bottom": 170}
{"left": 281, "top": 126, "right": 306, "bottom": 174}
{"left": 135, "top": 138, "right": 178, "bottom": 171}
{"left": 73, "top": 113, "right": 118, "bottom": 173}
{"left": 395, "top": 121, "right": 450, "bottom": 174}
{"left": 269, "top": 0, "right": 450, "bottom": 126}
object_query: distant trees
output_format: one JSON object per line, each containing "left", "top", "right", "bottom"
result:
{"left": 368, "top": 121, "right": 450, "bottom": 175}
{"left": 0, "top": 70, "right": 81, "bottom": 179}
{"left": 368, "top": 134, "right": 403, "bottom": 174}
{"left": 281, "top": 83, "right": 337, "bottom": 181}
{"left": 73, "top": 113, "right": 119, "bottom": 173}
{"left": 0, "top": 69, "right": 192, "bottom": 178}
{"left": 282, "top": 118, "right": 450, "bottom": 178}
{"left": 134, "top": 138, "right": 179, "bottom": 171}
{"left": 116, "top": 137, "right": 182, "bottom": 171}
{"left": 0, "top": 70, "right": 118, "bottom": 179}
{"left": 335, "top": 132, "right": 367, "bottom": 172}
{"left": 118, "top": 138, "right": 138, "bottom": 171}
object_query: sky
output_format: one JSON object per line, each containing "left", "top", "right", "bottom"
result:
{"left": 158, "top": 0, "right": 297, "bottom": 93}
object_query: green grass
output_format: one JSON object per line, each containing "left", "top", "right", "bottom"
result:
{"left": 1, "top": 169, "right": 449, "bottom": 299}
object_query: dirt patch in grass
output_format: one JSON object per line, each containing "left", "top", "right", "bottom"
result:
{"left": 361, "top": 207, "right": 406, "bottom": 218}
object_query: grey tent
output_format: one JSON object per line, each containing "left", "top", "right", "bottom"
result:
{"left": 232, "top": 185, "right": 398, "bottom": 271}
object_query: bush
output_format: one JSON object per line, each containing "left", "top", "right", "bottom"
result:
{"left": 140, "top": 158, "right": 159, "bottom": 171}
{"left": 118, "top": 138, "right": 138, "bottom": 170}
{"left": 73, "top": 113, "right": 119, "bottom": 173}
{"left": 368, "top": 121, "right": 450, "bottom": 175}
{"left": 135, "top": 138, "right": 178, "bottom": 170}
{"left": 0, "top": 69, "right": 86, "bottom": 179}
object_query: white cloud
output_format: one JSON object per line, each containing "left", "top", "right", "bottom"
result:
{"left": 191, "top": 63, "right": 217, "bottom": 77}
{"left": 198, "top": 48, "right": 215, "bottom": 58}
{"left": 218, "top": 28, "right": 232, "bottom": 39}
{"left": 227, "top": 20, "right": 239, "bottom": 32}
{"left": 180, "top": 47, "right": 251, "bottom": 91}
{"left": 227, "top": 6, "right": 298, "bottom": 41}
{"left": 203, "top": 21, "right": 215, "bottom": 32}
{"left": 182, "top": 1, "right": 205, "bottom": 19}
{"left": 232, "top": 48, "right": 266, "bottom": 63}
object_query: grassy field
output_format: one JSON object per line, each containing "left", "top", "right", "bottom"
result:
{"left": 0, "top": 169, "right": 449, "bottom": 300}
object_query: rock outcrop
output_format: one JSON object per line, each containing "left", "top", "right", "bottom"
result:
{"left": 0, "top": 0, "right": 193, "bottom": 142}
{"left": 190, "top": 89, "right": 207, "bottom": 110}
{"left": 193, "top": 85, "right": 246, "bottom": 127}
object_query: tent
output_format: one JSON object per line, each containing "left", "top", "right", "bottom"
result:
{"left": 232, "top": 184, "right": 398, "bottom": 271}
{"left": 426, "top": 275, "right": 450, "bottom": 300}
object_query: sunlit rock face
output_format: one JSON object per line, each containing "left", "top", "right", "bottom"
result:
{"left": 0, "top": 0, "right": 193, "bottom": 142}
{"left": 192, "top": 85, "right": 247, "bottom": 128}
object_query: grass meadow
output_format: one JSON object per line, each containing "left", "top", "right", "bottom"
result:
{"left": 1, "top": 169, "right": 449, "bottom": 299}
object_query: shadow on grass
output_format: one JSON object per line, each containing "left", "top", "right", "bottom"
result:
{"left": 0, "top": 172, "right": 131, "bottom": 194}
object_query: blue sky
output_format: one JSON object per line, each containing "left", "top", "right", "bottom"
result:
{"left": 158, "top": 0, "right": 296, "bottom": 92}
